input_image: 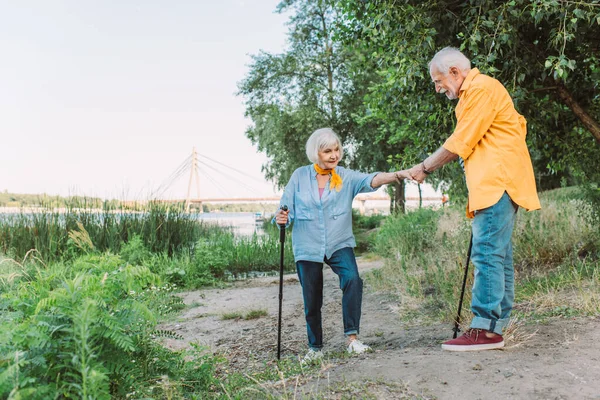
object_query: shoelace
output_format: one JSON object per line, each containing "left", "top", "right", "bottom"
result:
{"left": 465, "top": 329, "right": 483, "bottom": 341}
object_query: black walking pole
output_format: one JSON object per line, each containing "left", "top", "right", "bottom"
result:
{"left": 277, "top": 205, "right": 288, "bottom": 360}
{"left": 453, "top": 232, "right": 473, "bottom": 338}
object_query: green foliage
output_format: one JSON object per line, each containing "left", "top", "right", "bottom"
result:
{"left": 185, "top": 227, "right": 294, "bottom": 283}
{"left": 0, "top": 202, "right": 217, "bottom": 262}
{"left": 0, "top": 192, "right": 116, "bottom": 208}
{"left": 237, "top": 0, "right": 401, "bottom": 194}
{"left": 120, "top": 234, "right": 152, "bottom": 265}
{"left": 374, "top": 207, "right": 442, "bottom": 259}
{"left": 337, "top": 0, "right": 600, "bottom": 192}
{"left": 581, "top": 183, "right": 600, "bottom": 229}
{"left": 366, "top": 187, "right": 598, "bottom": 323}
{"left": 514, "top": 187, "right": 598, "bottom": 272}
{"left": 0, "top": 254, "right": 219, "bottom": 398}
{"left": 352, "top": 209, "right": 385, "bottom": 231}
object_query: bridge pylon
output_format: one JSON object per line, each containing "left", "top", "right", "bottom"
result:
{"left": 185, "top": 147, "right": 202, "bottom": 213}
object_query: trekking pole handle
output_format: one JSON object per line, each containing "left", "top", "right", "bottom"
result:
{"left": 278, "top": 205, "right": 288, "bottom": 243}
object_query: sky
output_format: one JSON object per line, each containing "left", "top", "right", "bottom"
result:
{"left": 0, "top": 0, "right": 289, "bottom": 200}
{"left": 0, "top": 0, "right": 435, "bottom": 201}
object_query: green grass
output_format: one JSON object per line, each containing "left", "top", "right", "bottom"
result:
{"left": 4, "top": 187, "right": 594, "bottom": 397}
{"left": 244, "top": 309, "right": 268, "bottom": 320}
{"left": 0, "top": 199, "right": 214, "bottom": 262}
{"left": 221, "top": 309, "right": 269, "bottom": 321}
{"left": 0, "top": 200, "right": 298, "bottom": 289}
{"left": 365, "top": 187, "right": 600, "bottom": 325}
{"left": 0, "top": 250, "right": 328, "bottom": 399}
{"left": 222, "top": 312, "right": 244, "bottom": 320}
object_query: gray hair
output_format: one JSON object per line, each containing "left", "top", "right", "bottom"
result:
{"left": 305, "top": 128, "right": 343, "bottom": 164}
{"left": 429, "top": 47, "right": 471, "bottom": 74}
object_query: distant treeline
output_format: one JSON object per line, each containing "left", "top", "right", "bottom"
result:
{"left": 0, "top": 192, "right": 118, "bottom": 208}
{"left": 0, "top": 192, "right": 276, "bottom": 213}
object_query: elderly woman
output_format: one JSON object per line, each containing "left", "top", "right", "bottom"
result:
{"left": 275, "top": 128, "right": 409, "bottom": 364}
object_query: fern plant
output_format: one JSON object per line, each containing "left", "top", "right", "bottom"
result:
{"left": 0, "top": 253, "right": 218, "bottom": 399}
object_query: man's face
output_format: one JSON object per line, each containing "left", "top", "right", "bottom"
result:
{"left": 430, "top": 66, "right": 465, "bottom": 100}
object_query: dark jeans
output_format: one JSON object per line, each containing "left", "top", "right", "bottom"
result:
{"left": 296, "top": 247, "right": 363, "bottom": 350}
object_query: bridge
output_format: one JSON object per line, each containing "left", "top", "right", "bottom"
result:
{"left": 149, "top": 148, "right": 445, "bottom": 213}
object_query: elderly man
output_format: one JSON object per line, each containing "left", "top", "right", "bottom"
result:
{"left": 408, "top": 47, "right": 541, "bottom": 351}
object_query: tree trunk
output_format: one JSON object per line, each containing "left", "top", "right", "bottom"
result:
{"left": 418, "top": 184, "right": 422, "bottom": 209}
{"left": 556, "top": 84, "right": 600, "bottom": 144}
{"left": 393, "top": 181, "right": 406, "bottom": 214}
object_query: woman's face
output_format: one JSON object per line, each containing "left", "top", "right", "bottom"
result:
{"left": 317, "top": 143, "right": 341, "bottom": 169}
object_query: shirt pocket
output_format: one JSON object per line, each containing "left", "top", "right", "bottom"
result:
{"left": 295, "top": 191, "right": 314, "bottom": 221}
{"left": 331, "top": 194, "right": 349, "bottom": 221}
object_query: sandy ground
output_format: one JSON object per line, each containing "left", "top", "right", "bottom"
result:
{"left": 160, "top": 258, "right": 600, "bottom": 399}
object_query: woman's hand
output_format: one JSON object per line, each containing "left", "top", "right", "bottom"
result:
{"left": 395, "top": 170, "right": 412, "bottom": 181}
{"left": 275, "top": 208, "right": 289, "bottom": 225}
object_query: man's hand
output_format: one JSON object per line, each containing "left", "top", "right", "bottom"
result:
{"left": 275, "top": 208, "right": 289, "bottom": 225}
{"left": 408, "top": 164, "right": 428, "bottom": 184}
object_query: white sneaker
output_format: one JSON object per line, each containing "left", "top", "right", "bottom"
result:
{"left": 301, "top": 348, "right": 323, "bottom": 365}
{"left": 347, "top": 339, "right": 372, "bottom": 354}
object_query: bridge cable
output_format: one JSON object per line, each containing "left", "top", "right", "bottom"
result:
{"left": 151, "top": 154, "right": 194, "bottom": 199}
{"left": 196, "top": 165, "right": 231, "bottom": 197}
{"left": 197, "top": 159, "right": 259, "bottom": 195}
{"left": 197, "top": 153, "right": 266, "bottom": 183}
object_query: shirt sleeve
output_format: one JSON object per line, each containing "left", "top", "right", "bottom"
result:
{"left": 272, "top": 169, "right": 299, "bottom": 228}
{"left": 345, "top": 169, "right": 379, "bottom": 197}
{"left": 443, "top": 87, "right": 497, "bottom": 160}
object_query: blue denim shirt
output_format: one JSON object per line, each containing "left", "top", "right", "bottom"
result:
{"left": 277, "top": 165, "right": 378, "bottom": 263}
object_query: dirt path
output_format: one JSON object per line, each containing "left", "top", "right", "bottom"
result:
{"left": 161, "top": 258, "right": 600, "bottom": 399}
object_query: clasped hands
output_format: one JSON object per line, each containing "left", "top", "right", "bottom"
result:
{"left": 396, "top": 163, "right": 430, "bottom": 184}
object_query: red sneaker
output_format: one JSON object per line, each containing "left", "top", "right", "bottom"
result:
{"left": 441, "top": 329, "right": 504, "bottom": 352}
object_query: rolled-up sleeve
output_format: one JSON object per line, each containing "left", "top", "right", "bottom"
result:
{"left": 443, "top": 88, "right": 496, "bottom": 160}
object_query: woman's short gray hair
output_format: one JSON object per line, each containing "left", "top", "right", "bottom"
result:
{"left": 429, "top": 47, "right": 471, "bottom": 74}
{"left": 305, "top": 128, "right": 343, "bottom": 164}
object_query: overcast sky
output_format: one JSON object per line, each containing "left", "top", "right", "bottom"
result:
{"left": 0, "top": 0, "right": 290, "bottom": 200}
{"left": 0, "top": 0, "right": 437, "bottom": 201}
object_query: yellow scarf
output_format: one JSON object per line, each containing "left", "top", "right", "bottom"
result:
{"left": 314, "top": 163, "right": 343, "bottom": 192}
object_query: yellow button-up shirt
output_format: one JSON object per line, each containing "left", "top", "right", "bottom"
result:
{"left": 443, "top": 68, "right": 541, "bottom": 218}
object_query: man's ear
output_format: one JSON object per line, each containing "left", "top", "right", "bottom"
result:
{"left": 449, "top": 66, "right": 460, "bottom": 79}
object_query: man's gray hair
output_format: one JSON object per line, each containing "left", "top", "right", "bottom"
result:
{"left": 429, "top": 47, "right": 471, "bottom": 74}
{"left": 305, "top": 128, "right": 343, "bottom": 164}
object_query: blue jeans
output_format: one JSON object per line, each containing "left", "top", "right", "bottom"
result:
{"left": 296, "top": 247, "right": 363, "bottom": 350}
{"left": 470, "top": 192, "right": 518, "bottom": 335}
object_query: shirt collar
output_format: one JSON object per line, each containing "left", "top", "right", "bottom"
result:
{"left": 458, "top": 68, "right": 480, "bottom": 98}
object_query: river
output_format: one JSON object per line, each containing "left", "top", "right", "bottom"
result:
{"left": 197, "top": 212, "right": 274, "bottom": 237}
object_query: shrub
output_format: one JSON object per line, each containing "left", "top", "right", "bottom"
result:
{"left": 120, "top": 234, "right": 152, "bottom": 265}
{"left": 0, "top": 254, "right": 218, "bottom": 398}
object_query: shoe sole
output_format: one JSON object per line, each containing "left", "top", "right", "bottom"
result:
{"left": 441, "top": 341, "right": 504, "bottom": 352}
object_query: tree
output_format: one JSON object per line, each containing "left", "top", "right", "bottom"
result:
{"left": 238, "top": 0, "right": 408, "bottom": 211}
{"left": 338, "top": 0, "right": 600, "bottom": 193}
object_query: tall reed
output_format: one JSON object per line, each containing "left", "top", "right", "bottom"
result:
{"left": 0, "top": 199, "right": 215, "bottom": 262}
